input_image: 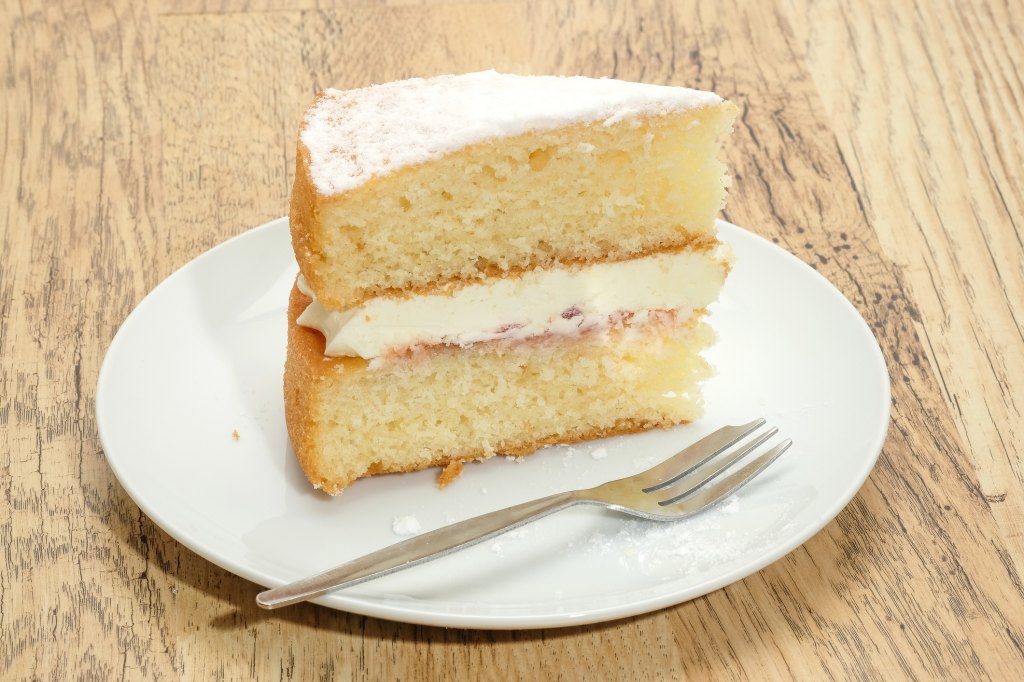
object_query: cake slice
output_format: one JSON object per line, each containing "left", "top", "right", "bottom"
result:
{"left": 285, "top": 71, "right": 737, "bottom": 495}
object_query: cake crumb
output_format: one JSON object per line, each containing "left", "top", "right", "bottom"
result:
{"left": 437, "top": 461, "right": 464, "bottom": 488}
{"left": 392, "top": 515, "right": 422, "bottom": 536}
{"left": 231, "top": 430, "right": 240, "bottom": 441}
{"left": 591, "top": 447, "right": 608, "bottom": 460}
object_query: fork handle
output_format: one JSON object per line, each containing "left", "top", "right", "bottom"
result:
{"left": 256, "top": 489, "right": 580, "bottom": 609}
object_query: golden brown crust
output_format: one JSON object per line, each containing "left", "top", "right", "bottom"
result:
{"left": 436, "top": 461, "right": 464, "bottom": 488}
{"left": 284, "top": 283, "right": 366, "bottom": 492}
{"left": 283, "top": 284, "right": 323, "bottom": 488}
{"left": 288, "top": 143, "right": 322, "bottom": 297}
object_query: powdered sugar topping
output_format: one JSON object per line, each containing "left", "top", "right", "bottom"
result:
{"left": 301, "top": 70, "right": 723, "bottom": 195}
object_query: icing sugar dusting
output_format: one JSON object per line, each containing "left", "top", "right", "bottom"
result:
{"left": 301, "top": 70, "right": 723, "bottom": 195}
{"left": 489, "top": 526, "right": 531, "bottom": 557}
{"left": 571, "top": 496, "right": 785, "bottom": 576}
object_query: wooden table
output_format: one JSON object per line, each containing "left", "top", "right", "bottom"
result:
{"left": 3, "top": 0, "right": 1022, "bottom": 678}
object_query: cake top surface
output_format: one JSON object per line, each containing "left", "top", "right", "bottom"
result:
{"left": 300, "top": 70, "right": 723, "bottom": 195}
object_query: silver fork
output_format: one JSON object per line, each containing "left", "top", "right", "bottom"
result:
{"left": 256, "top": 418, "right": 790, "bottom": 609}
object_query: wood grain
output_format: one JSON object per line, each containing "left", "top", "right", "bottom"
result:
{"left": 2, "top": 0, "right": 1022, "bottom": 679}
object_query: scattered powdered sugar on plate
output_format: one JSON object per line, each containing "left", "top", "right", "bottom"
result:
{"left": 632, "top": 454, "right": 658, "bottom": 469}
{"left": 569, "top": 496, "right": 788, "bottom": 576}
{"left": 590, "top": 447, "right": 609, "bottom": 460}
{"left": 392, "top": 515, "right": 422, "bottom": 536}
{"left": 489, "top": 526, "right": 532, "bottom": 557}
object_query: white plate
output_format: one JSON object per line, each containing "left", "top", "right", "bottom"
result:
{"left": 96, "top": 218, "right": 889, "bottom": 629}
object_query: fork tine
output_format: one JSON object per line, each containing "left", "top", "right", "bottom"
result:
{"left": 657, "top": 438, "right": 792, "bottom": 509}
{"left": 641, "top": 418, "right": 766, "bottom": 493}
{"left": 650, "top": 426, "right": 779, "bottom": 497}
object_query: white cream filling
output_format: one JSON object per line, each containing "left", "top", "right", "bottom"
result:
{"left": 297, "top": 246, "right": 730, "bottom": 359}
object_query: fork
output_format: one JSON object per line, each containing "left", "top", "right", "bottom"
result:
{"left": 256, "top": 418, "right": 790, "bottom": 609}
